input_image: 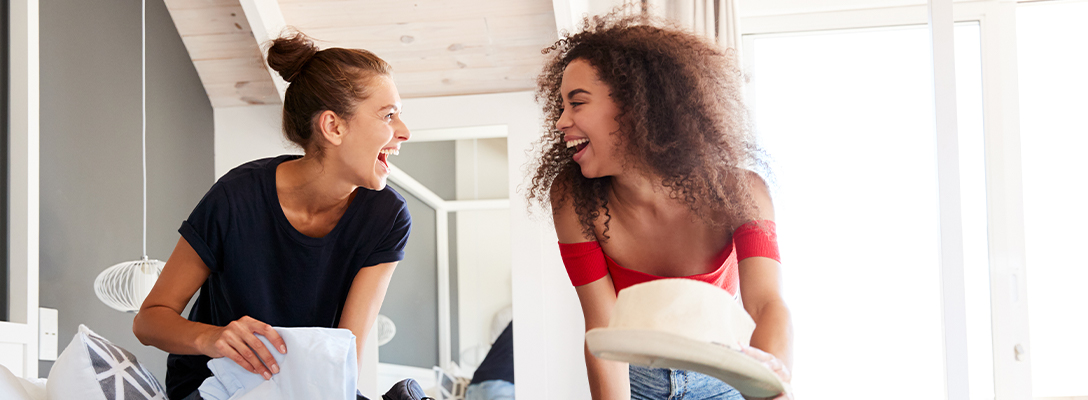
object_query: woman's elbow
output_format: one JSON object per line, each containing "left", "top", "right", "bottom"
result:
{"left": 748, "top": 297, "right": 790, "bottom": 322}
{"left": 131, "top": 307, "right": 161, "bottom": 346}
{"left": 131, "top": 313, "right": 149, "bottom": 345}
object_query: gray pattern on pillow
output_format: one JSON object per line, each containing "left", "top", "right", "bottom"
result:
{"left": 82, "top": 331, "right": 167, "bottom": 400}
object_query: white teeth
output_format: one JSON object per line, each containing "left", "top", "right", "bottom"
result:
{"left": 379, "top": 149, "right": 400, "bottom": 156}
{"left": 565, "top": 138, "right": 589, "bottom": 148}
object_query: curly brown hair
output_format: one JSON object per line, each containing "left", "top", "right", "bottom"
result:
{"left": 526, "top": 10, "right": 769, "bottom": 240}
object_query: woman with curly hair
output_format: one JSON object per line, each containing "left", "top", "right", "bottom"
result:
{"left": 527, "top": 11, "right": 793, "bottom": 400}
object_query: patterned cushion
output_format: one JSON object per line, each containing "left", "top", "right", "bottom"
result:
{"left": 47, "top": 325, "right": 166, "bottom": 400}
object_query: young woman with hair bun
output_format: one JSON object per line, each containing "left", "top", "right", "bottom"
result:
{"left": 528, "top": 11, "right": 793, "bottom": 400}
{"left": 133, "top": 31, "right": 412, "bottom": 400}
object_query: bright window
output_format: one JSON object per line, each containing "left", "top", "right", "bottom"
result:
{"left": 1017, "top": 1, "right": 1088, "bottom": 397}
{"left": 747, "top": 23, "right": 990, "bottom": 399}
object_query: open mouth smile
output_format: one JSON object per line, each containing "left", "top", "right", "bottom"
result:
{"left": 378, "top": 148, "right": 399, "bottom": 170}
{"left": 565, "top": 138, "right": 590, "bottom": 161}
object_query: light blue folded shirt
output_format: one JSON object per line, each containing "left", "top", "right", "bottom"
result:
{"left": 198, "top": 327, "right": 359, "bottom": 400}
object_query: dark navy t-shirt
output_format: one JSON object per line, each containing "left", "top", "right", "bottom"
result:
{"left": 470, "top": 322, "right": 514, "bottom": 385}
{"left": 165, "top": 155, "right": 412, "bottom": 399}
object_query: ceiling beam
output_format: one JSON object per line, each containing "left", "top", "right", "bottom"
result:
{"left": 238, "top": 0, "right": 288, "bottom": 101}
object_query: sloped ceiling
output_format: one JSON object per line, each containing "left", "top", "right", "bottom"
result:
{"left": 165, "top": 0, "right": 558, "bottom": 107}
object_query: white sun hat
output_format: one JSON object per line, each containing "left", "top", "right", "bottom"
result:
{"left": 585, "top": 279, "right": 789, "bottom": 398}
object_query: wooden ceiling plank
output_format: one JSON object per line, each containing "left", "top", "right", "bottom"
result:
{"left": 298, "top": 14, "right": 556, "bottom": 56}
{"left": 181, "top": 33, "right": 265, "bottom": 61}
{"left": 205, "top": 80, "right": 281, "bottom": 106}
{"left": 393, "top": 63, "right": 542, "bottom": 96}
{"left": 280, "top": 0, "right": 554, "bottom": 27}
{"left": 331, "top": 44, "right": 548, "bottom": 74}
{"left": 164, "top": 0, "right": 240, "bottom": 11}
{"left": 193, "top": 57, "right": 273, "bottom": 84}
{"left": 485, "top": 11, "right": 559, "bottom": 41}
{"left": 398, "top": 82, "right": 536, "bottom": 99}
{"left": 317, "top": 13, "right": 552, "bottom": 44}
{"left": 169, "top": 5, "right": 253, "bottom": 36}
{"left": 300, "top": 21, "right": 489, "bottom": 51}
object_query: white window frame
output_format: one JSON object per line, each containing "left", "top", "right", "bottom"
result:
{"left": 740, "top": 1, "right": 1034, "bottom": 398}
{"left": 0, "top": 0, "right": 40, "bottom": 379}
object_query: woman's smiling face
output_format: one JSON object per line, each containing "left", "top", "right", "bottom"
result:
{"left": 337, "top": 75, "right": 410, "bottom": 190}
{"left": 556, "top": 59, "right": 624, "bottom": 179}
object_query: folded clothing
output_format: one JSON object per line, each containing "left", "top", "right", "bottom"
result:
{"left": 198, "top": 327, "right": 358, "bottom": 400}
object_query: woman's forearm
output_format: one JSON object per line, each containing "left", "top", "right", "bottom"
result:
{"left": 338, "top": 262, "right": 397, "bottom": 365}
{"left": 133, "top": 305, "right": 217, "bottom": 356}
{"left": 346, "top": 317, "right": 376, "bottom": 366}
{"left": 585, "top": 343, "right": 630, "bottom": 400}
{"left": 133, "top": 236, "right": 219, "bottom": 356}
{"left": 748, "top": 299, "right": 793, "bottom": 369}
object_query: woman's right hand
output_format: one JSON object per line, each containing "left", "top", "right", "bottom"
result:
{"left": 196, "top": 316, "right": 287, "bottom": 380}
{"left": 741, "top": 346, "right": 793, "bottom": 400}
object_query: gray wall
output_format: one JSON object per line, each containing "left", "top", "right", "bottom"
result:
{"left": 381, "top": 141, "right": 458, "bottom": 368}
{"left": 38, "top": 0, "right": 213, "bottom": 380}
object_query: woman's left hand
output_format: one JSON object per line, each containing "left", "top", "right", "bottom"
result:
{"left": 741, "top": 346, "right": 793, "bottom": 400}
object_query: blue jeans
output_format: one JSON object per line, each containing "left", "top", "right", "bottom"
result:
{"left": 630, "top": 365, "right": 744, "bottom": 400}
{"left": 464, "top": 379, "right": 515, "bottom": 400}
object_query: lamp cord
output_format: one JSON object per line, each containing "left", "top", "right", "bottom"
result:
{"left": 141, "top": 0, "right": 147, "bottom": 260}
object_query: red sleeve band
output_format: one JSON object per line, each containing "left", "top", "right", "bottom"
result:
{"left": 558, "top": 241, "right": 609, "bottom": 286}
{"left": 733, "top": 220, "right": 781, "bottom": 262}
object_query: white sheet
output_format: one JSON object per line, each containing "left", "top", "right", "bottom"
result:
{"left": 198, "top": 327, "right": 358, "bottom": 400}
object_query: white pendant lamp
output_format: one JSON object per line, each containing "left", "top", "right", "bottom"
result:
{"left": 94, "top": 0, "right": 166, "bottom": 313}
{"left": 375, "top": 314, "right": 396, "bottom": 346}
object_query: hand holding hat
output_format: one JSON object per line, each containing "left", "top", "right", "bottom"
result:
{"left": 585, "top": 279, "right": 792, "bottom": 398}
{"left": 740, "top": 346, "right": 793, "bottom": 400}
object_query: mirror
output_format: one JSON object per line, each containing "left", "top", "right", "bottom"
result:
{"left": 377, "top": 124, "right": 513, "bottom": 398}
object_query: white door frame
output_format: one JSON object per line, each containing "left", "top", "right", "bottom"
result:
{"left": 1, "top": 0, "right": 40, "bottom": 379}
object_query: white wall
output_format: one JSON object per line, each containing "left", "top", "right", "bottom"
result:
{"left": 503, "top": 100, "right": 590, "bottom": 400}
{"left": 214, "top": 104, "right": 298, "bottom": 179}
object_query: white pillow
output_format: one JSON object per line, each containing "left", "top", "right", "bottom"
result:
{"left": 0, "top": 363, "right": 36, "bottom": 400}
{"left": 20, "top": 377, "right": 47, "bottom": 400}
{"left": 47, "top": 324, "right": 166, "bottom": 400}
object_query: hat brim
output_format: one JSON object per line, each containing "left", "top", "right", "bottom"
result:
{"left": 586, "top": 328, "right": 788, "bottom": 398}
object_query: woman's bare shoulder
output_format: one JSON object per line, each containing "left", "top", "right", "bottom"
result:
{"left": 550, "top": 180, "right": 597, "bottom": 243}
